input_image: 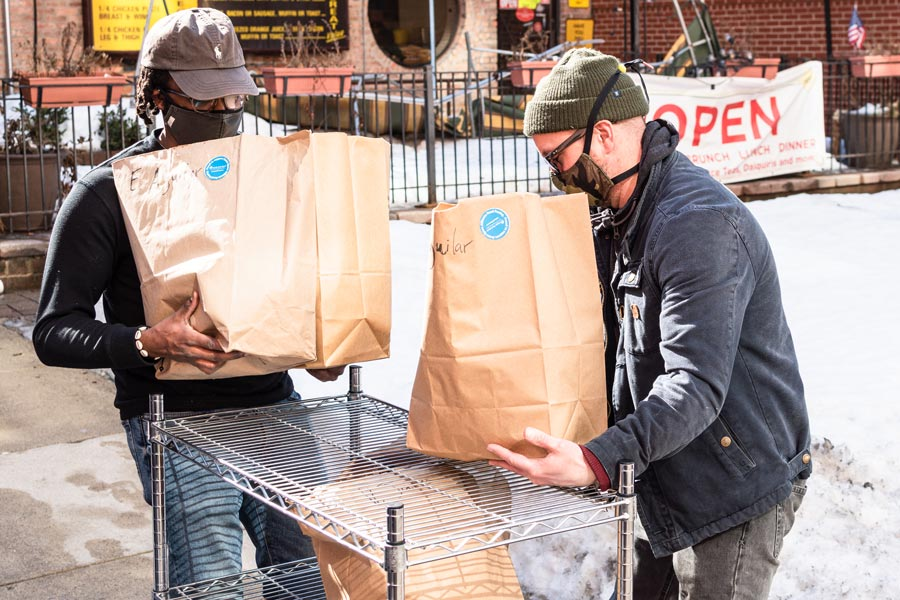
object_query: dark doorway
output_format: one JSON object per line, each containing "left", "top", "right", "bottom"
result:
{"left": 368, "top": 0, "right": 461, "bottom": 67}
{"left": 497, "top": 0, "right": 559, "bottom": 69}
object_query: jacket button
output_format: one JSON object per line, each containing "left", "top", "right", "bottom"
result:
{"left": 802, "top": 453, "right": 811, "bottom": 464}
{"left": 720, "top": 436, "right": 732, "bottom": 448}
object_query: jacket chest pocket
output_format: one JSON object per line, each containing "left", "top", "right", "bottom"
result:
{"left": 617, "top": 265, "right": 660, "bottom": 356}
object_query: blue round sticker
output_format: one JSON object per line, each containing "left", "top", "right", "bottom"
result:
{"left": 205, "top": 156, "right": 230, "bottom": 181}
{"left": 479, "top": 208, "right": 510, "bottom": 240}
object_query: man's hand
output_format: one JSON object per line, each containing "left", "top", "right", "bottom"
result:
{"left": 139, "top": 292, "right": 244, "bottom": 375}
{"left": 487, "top": 427, "right": 597, "bottom": 487}
{"left": 306, "top": 366, "right": 346, "bottom": 382}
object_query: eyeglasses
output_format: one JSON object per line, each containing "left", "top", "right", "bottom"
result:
{"left": 542, "top": 128, "right": 586, "bottom": 174}
{"left": 161, "top": 88, "right": 246, "bottom": 113}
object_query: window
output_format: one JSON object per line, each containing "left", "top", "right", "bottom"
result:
{"left": 368, "top": 0, "right": 460, "bottom": 67}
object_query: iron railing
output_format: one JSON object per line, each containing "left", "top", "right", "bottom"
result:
{"left": 1, "top": 61, "right": 898, "bottom": 234}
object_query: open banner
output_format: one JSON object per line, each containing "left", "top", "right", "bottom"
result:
{"left": 641, "top": 61, "right": 825, "bottom": 183}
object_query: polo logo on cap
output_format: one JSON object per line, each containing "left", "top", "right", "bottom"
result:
{"left": 214, "top": 45, "right": 222, "bottom": 60}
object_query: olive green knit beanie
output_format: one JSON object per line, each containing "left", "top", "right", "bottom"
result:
{"left": 523, "top": 48, "right": 649, "bottom": 136}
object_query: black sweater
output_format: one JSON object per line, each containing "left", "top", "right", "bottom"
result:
{"left": 33, "top": 132, "right": 293, "bottom": 419}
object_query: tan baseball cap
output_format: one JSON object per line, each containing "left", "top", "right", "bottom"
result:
{"left": 141, "top": 7, "right": 259, "bottom": 100}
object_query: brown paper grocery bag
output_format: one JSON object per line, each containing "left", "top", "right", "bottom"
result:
{"left": 407, "top": 192, "right": 607, "bottom": 460}
{"left": 298, "top": 463, "right": 523, "bottom": 600}
{"left": 112, "top": 133, "right": 318, "bottom": 379}
{"left": 295, "top": 131, "right": 392, "bottom": 369}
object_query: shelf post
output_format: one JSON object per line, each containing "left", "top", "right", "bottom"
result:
{"left": 348, "top": 364, "right": 362, "bottom": 398}
{"left": 150, "top": 393, "right": 169, "bottom": 599}
{"left": 348, "top": 365, "right": 362, "bottom": 452}
{"left": 616, "top": 462, "right": 635, "bottom": 600}
{"left": 384, "top": 502, "right": 407, "bottom": 600}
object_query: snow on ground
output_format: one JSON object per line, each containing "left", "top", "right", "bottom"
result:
{"left": 292, "top": 189, "right": 900, "bottom": 599}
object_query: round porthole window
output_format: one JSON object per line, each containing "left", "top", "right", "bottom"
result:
{"left": 368, "top": 0, "right": 460, "bottom": 67}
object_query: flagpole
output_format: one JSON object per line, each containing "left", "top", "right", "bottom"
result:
{"left": 824, "top": 0, "right": 833, "bottom": 60}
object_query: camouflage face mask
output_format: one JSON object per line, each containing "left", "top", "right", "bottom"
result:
{"left": 550, "top": 152, "right": 634, "bottom": 209}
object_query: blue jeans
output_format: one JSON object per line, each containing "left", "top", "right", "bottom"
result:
{"left": 619, "top": 478, "right": 807, "bottom": 600}
{"left": 122, "top": 393, "right": 316, "bottom": 589}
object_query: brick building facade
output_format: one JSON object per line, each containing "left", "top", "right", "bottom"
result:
{"left": 590, "top": 0, "right": 900, "bottom": 63}
{"left": 1, "top": 1, "right": 525, "bottom": 78}
{"left": 2, "top": 0, "right": 899, "bottom": 79}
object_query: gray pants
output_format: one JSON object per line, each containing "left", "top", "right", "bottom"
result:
{"left": 630, "top": 479, "right": 806, "bottom": 600}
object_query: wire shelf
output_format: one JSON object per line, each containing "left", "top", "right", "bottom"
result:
{"left": 153, "top": 393, "right": 627, "bottom": 568}
{"left": 162, "top": 557, "right": 325, "bottom": 599}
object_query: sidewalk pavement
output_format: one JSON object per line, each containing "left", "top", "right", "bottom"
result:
{"left": 0, "top": 292, "right": 152, "bottom": 599}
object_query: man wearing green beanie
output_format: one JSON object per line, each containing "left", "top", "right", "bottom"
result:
{"left": 488, "top": 48, "right": 810, "bottom": 598}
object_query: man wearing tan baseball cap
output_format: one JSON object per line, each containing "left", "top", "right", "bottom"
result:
{"left": 34, "top": 7, "right": 330, "bottom": 591}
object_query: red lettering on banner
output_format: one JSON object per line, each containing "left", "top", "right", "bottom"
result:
{"left": 655, "top": 104, "right": 687, "bottom": 139}
{"left": 750, "top": 97, "right": 780, "bottom": 138}
{"left": 693, "top": 106, "right": 718, "bottom": 146}
{"left": 722, "top": 102, "right": 746, "bottom": 144}
{"left": 653, "top": 96, "right": 782, "bottom": 146}
{"left": 778, "top": 138, "right": 816, "bottom": 152}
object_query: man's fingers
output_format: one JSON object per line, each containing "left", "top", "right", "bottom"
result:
{"left": 177, "top": 326, "right": 225, "bottom": 352}
{"left": 523, "top": 427, "right": 559, "bottom": 452}
{"left": 307, "top": 366, "right": 347, "bottom": 382}
{"left": 486, "top": 443, "right": 513, "bottom": 461}
{"left": 174, "top": 341, "right": 242, "bottom": 364}
{"left": 486, "top": 444, "right": 533, "bottom": 476}
{"left": 181, "top": 291, "right": 200, "bottom": 322}
{"left": 194, "top": 359, "right": 222, "bottom": 374}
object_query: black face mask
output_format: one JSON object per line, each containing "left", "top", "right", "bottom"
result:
{"left": 163, "top": 104, "right": 244, "bottom": 145}
{"left": 549, "top": 63, "right": 647, "bottom": 208}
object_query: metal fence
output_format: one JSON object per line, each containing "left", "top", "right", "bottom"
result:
{"left": 813, "top": 58, "right": 900, "bottom": 171}
{"left": 243, "top": 68, "right": 554, "bottom": 204}
{"left": 2, "top": 60, "right": 899, "bottom": 234}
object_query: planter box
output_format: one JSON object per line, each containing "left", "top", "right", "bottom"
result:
{"left": 849, "top": 55, "right": 900, "bottom": 78}
{"left": 247, "top": 95, "right": 423, "bottom": 136}
{"left": 19, "top": 75, "right": 129, "bottom": 108}
{"left": 260, "top": 67, "right": 353, "bottom": 96}
{"left": 726, "top": 58, "right": 781, "bottom": 79}
{"left": 508, "top": 60, "right": 556, "bottom": 88}
{"left": 838, "top": 110, "right": 900, "bottom": 169}
{"left": 0, "top": 153, "right": 70, "bottom": 232}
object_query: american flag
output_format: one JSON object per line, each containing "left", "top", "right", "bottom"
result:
{"left": 848, "top": 4, "right": 866, "bottom": 50}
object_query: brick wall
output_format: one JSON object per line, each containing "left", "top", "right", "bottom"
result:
{"left": 1, "top": 0, "right": 496, "bottom": 77}
{"left": 2, "top": 0, "right": 85, "bottom": 78}
{"left": 6, "top": 0, "right": 897, "bottom": 80}
{"left": 591, "top": 0, "right": 900, "bottom": 63}
{"left": 283, "top": 0, "right": 499, "bottom": 74}
{"left": 0, "top": 237, "right": 49, "bottom": 292}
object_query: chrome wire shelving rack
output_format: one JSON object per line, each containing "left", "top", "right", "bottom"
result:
{"left": 165, "top": 558, "right": 326, "bottom": 599}
{"left": 150, "top": 366, "right": 636, "bottom": 600}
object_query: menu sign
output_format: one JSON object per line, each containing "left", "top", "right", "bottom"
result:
{"left": 201, "top": 0, "right": 349, "bottom": 51}
{"left": 88, "top": 0, "right": 195, "bottom": 53}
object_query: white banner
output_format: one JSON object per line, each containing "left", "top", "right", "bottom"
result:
{"left": 640, "top": 61, "right": 825, "bottom": 183}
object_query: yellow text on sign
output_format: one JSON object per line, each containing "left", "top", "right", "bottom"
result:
{"left": 566, "top": 19, "right": 594, "bottom": 43}
{"left": 91, "top": 0, "right": 196, "bottom": 52}
{"left": 568, "top": 0, "right": 590, "bottom": 8}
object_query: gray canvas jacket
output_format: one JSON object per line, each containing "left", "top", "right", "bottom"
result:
{"left": 584, "top": 120, "right": 812, "bottom": 557}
